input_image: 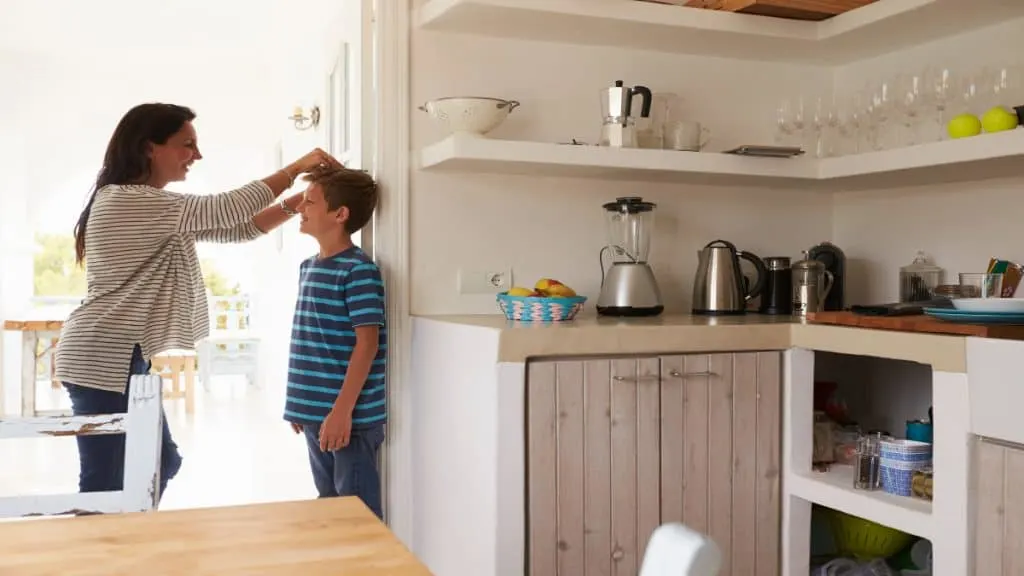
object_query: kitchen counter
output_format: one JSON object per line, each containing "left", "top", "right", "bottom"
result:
{"left": 415, "top": 313, "right": 969, "bottom": 372}
{"left": 409, "top": 312, "right": 988, "bottom": 576}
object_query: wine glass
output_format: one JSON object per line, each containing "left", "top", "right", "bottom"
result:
{"left": 836, "top": 92, "right": 864, "bottom": 156}
{"left": 923, "top": 66, "right": 955, "bottom": 141}
{"left": 894, "top": 73, "right": 924, "bottom": 146}
{"left": 868, "top": 79, "right": 895, "bottom": 150}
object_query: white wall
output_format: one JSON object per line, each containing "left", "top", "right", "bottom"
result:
{"left": 831, "top": 17, "right": 1024, "bottom": 304}
{"left": 409, "top": 16, "right": 835, "bottom": 315}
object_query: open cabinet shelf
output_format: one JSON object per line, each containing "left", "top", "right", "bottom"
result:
{"left": 789, "top": 467, "right": 933, "bottom": 540}
{"left": 415, "top": 0, "right": 1024, "bottom": 64}
{"left": 418, "top": 129, "right": 1024, "bottom": 191}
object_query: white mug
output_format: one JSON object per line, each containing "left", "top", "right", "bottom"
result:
{"left": 665, "top": 120, "right": 711, "bottom": 152}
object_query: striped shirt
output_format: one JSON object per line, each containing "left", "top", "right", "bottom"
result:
{"left": 283, "top": 247, "right": 387, "bottom": 429}
{"left": 54, "top": 181, "right": 275, "bottom": 393}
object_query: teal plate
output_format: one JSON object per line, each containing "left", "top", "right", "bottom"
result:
{"left": 923, "top": 307, "right": 1024, "bottom": 324}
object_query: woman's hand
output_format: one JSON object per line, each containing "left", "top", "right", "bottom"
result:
{"left": 291, "top": 148, "right": 343, "bottom": 175}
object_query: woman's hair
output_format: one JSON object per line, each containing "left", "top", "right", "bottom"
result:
{"left": 74, "top": 103, "right": 196, "bottom": 264}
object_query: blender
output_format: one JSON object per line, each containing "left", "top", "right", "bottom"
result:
{"left": 596, "top": 197, "right": 664, "bottom": 317}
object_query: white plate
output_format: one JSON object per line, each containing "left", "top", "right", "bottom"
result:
{"left": 951, "top": 297, "right": 1024, "bottom": 313}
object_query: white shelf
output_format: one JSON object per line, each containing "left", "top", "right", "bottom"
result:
{"left": 416, "top": 0, "right": 1024, "bottom": 64}
{"left": 418, "top": 129, "right": 1024, "bottom": 190}
{"left": 789, "top": 466, "right": 933, "bottom": 539}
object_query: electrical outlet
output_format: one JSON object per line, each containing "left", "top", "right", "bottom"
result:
{"left": 457, "top": 268, "right": 513, "bottom": 294}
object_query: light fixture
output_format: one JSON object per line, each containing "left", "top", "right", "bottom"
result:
{"left": 288, "top": 105, "right": 321, "bottom": 131}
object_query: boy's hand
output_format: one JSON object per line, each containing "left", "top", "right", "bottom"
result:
{"left": 319, "top": 406, "right": 353, "bottom": 452}
{"left": 290, "top": 422, "right": 303, "bottom": 434}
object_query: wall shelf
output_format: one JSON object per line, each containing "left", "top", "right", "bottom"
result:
{"left": 416, "top": 0, "right": 1024, "bottom": 64}
{"left": 418, "top": 130, "right": 1024, "bottom": 191}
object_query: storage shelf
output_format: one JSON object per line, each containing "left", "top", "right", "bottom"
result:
{"left": 416, "top": 0, "right": 1024, "bottom": 64}
{"left": 789, "top": 466, "right": 932, "bottom": 539}
{"left": 418, "top": 129, "right": 1024, "bottom": 190}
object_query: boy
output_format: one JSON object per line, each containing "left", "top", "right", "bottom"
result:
{"left": 283, "top": 166, "right": 386, "bottom": 519}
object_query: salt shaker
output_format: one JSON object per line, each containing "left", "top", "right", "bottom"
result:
{"left": 853, "top": 435, "right": 881, "bottom": 491}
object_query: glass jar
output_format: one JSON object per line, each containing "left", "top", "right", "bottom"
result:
{"left": 899, "top": 251, "right": 943, "bottom": 303}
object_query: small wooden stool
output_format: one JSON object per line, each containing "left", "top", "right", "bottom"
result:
{"left": 151, "top": 351, "right": 197, "bottom": 415}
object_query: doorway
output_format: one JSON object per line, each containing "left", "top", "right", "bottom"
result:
{"left": 0, "top": 0, "right": 381, "bottom": 513}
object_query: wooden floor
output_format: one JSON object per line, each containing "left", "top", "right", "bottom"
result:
{"left": 0, "top": 376, "right": 317, "bottom": 511}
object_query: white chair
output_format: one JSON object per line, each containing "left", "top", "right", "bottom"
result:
{"left": 0, "top": 374, "right": 163, "bottom": 517}
{"left": 197, "top": 294, "right": 261, "bottom": 389}
{"left": 639, "top": 523, "right": 723, "bottom": 576}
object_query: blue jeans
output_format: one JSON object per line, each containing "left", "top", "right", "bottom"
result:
{"left": 301, "top": 423, "right": 385, "bottom": 519}
{"left": 63, "top": 344, "right": 182, "bottom": 501}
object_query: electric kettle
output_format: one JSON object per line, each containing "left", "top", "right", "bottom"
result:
{"left": 692, "top": 239, "right": 767, "bottom": 315}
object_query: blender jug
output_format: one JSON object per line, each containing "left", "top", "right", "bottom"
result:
{"left": 604, "top": 198, "right": 654, "bottom": 264}
{"left": 597, "top": 197, "right": 664, "bottom": 317}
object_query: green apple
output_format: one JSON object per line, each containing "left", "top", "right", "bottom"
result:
{"left": 947, "top": 113, "right": 982, "bottom": 139}
{"left": 981, "top": 106, "right": 1020, "bottom": 133}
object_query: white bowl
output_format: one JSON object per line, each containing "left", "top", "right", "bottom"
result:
{"left": 418, "top": 97, "right": 520, "bottom": 136}
{"left": 951, "top": 297, "right": 1024, "bottom": 313}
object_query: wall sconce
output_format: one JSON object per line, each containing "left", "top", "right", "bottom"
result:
{"left": 289, "top": 105, "right": 321, "bottom": 131}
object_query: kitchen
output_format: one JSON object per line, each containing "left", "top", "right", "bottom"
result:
{"left": 404, "top": 0, "right": 1024, "bottom": 575}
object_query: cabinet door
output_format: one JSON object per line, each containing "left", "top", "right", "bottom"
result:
{"left": 527, "top": 357, "right": 661, "bottom": 576}
{"left": 974, "top": 438, "right": 1024, "bottom": 575}
{"left": 659, "top": 352, "right": 782, "bottom": 576}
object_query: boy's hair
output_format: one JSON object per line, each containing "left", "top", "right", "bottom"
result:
{"left": 303, "top": 167, "right": 378, "bottom": 233}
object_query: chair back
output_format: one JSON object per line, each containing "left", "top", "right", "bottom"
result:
{"left": 0, "top": 374, "right": 164, "bottom": 517}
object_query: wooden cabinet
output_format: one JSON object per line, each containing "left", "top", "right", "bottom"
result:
{"left": 974, "top": 438, "right": 1024, "bottom": 575}
{"left": 526, "top": 352, "right": 782, "bottom": 576}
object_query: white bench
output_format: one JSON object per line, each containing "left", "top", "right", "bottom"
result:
{"left": 0, "top": 374, "right": 163, "bottom": 517}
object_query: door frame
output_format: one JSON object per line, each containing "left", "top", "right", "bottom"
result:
{"left": 368, "top": 0, "right": 413, "bottom": 546}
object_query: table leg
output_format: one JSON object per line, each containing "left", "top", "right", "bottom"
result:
{"left": 184, "top": 358, "right": 196, "bottom": 415}
{"left": 20, "top": 332, "right": 37, "bottom": 417}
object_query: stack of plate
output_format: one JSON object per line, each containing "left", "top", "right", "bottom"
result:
{"left": 879, "top": 439, "right": 932, "bottom": 497}
{"left": 924, "top": 297, "right": 1024, "bottom": 324}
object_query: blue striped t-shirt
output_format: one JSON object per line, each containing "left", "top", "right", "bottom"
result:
{"left": 283, "top": 246, "right": 387, "bottom": 429}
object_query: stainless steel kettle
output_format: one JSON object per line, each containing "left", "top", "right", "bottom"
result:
{"left": 692, "top": 239, "right": 767, "bottom": 315}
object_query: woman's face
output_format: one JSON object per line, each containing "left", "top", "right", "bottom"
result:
{"left": 148, "top": 121, "right": 203, "bottom": 186}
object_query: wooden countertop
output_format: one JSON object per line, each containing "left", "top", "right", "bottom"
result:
{"left": 0, "top": 497, "right": 432, "bottom": 575}
{"left": 413, "top": 313, "right": 973, "bottom": 372}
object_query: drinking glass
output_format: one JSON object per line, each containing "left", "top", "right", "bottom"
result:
{"left": 958, "top": 273, "right": 1004, "bottom": 299}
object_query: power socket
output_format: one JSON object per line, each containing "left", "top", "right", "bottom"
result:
{"left": 457, "top": 268, "right": 513, "bottom": 294}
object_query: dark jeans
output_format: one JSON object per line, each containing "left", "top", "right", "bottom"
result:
{"left": 63, "top": 344, "right": 182, "bottom": 501}
{"left": 301, "top": 423, "right": 385, "bottom": 519}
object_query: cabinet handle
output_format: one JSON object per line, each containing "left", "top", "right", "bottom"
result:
{"left": 612, "top": 374, "right": 660, "bottom": 383}
{"left": 667, "top": 369, "right": 716, "bottom": 378}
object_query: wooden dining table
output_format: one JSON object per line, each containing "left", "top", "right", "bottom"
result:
{"left": 0, "top": 497, "right": 433, "bottom": 575}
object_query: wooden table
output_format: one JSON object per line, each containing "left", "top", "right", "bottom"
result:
{"left": 0, "top": 497, "right": 433, "bottom": 575}
{"left": 2, "top": 318, "right": 67, "bottom": 417}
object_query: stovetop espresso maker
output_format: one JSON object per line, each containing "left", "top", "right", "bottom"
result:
{"left": 599, "top": 80, "right": 652, "bottom": 148}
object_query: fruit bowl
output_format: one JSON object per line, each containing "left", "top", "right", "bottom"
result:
{"left": 496, "top": 293, "right": 587, "bottom": 323}
{"left": 418, "top": 97, "right": 520, "bottom": 137}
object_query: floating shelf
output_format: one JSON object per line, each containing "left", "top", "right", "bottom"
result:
{"left": 416, "top": 0, "right": 1024, "bottom": 64}
{"left": 418, "top": 129, "right": 1024, "bottom": 191}
{"left": 789, "top": 466, "right": 933, "bottom": 539}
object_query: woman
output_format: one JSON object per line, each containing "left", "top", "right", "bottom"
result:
{"left": 54, "top": 102, "right": 341, "bottom": 501}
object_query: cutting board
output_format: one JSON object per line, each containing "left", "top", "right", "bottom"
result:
{"left": 806, "top": 311, "right": 1024, "bottom": 339}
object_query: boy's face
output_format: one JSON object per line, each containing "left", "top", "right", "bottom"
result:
{"left": 298, "top": 183, "right": 349, "bottom": 239}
